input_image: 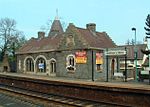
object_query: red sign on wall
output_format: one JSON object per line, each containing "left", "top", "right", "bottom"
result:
{"left": 75, "top": 51, "right": 87, "bottom": 63}
{"left": 96, "top": 53, "right": 103, "bottom": 64}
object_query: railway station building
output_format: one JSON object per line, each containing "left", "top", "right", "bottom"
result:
{"left": 16, "top": 16, "right": 147, "bottom": 81}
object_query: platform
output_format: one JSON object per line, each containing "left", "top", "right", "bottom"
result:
{"left": 0, "top": 72, "right": 150, "bottom": 91}
{"left": 0, "top": 72, "right": 150, "bottom": 107}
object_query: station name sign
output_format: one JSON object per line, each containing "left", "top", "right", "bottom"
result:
{"left": 105, "top": 50, "right": 126, "bottom": 56}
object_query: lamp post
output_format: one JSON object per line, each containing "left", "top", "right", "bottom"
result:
{"left": 132, "top": 27, "right": 138, "bottom": 81}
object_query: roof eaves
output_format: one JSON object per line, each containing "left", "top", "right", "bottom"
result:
{"left": 15, "top": 49, "right": 56, "bottom": 55}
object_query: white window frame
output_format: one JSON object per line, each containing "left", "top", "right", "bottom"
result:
{"left": 50, "top": 58, "right": 56, "bottom": 73}
{"left": 66, "top": 54, "right": 76, "bottom": 71}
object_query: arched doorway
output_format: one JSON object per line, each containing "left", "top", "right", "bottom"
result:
{"left": 36, "top": 57, "right": 46, "bottom": 73}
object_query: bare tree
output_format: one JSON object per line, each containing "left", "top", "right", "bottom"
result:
{"left": 0, "top": 18, "right": 26, "bottom": 61}
{"left": 40, "top": 19, "right": 53, "bottom": 35}
{"left": 126, "top": 39, "right": 130, "bottom": 45}
{"left": 125, "top": 39, "right": 135, "bottom": 45}
{"left": 131, "top": 39, "right": 135, "bottom": 45}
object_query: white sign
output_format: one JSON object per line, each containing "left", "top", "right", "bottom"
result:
{"left": 105, "top": 50, "right": 126, "bottom": 56}
{"left": 38, "top": 63, "right": 44, "bottom": 69}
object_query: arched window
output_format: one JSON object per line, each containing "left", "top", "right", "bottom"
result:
{"left": 50, "top": 59, "right": 56, "bottom": 73}
{"left": 69, "top": 57, "right": 74, "bottom": 66}
{"left": 36, "top": 57, "right": 46, "bottom": 73}
{"left": 66, "top": 55, "right": 76, "bottom": 71}
{"left": 26, "top": 58, "right": 34, "bottom": 72}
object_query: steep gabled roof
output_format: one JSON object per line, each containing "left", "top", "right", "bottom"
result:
{"left": 76, "top": 27, "right": 116, "bottom": 48}
{"left": 48, "top": 18, "right": 64, "bottom": 36}
{"left": 17, "top": 22, "right": 117, "bottom": 54}
{"left": 58, "top": 24, "right": 116, "bottom": 50}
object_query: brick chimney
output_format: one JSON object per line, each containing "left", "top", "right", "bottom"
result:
{"left": 38, "top": 31, "right": 45, "bottom": 39}
{"left": 86, "top": 23, "right": 96, "bottom": 32}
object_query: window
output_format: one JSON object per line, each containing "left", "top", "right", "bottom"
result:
{"left": 66, "top": 55, "right": 76, "bottom": 71}
{"left": 26, "top": 58, "right": 34, "bottom": 72}
{"left": 66, "top": 34, "right": 75, "bottom": 47}
{"left": 97, "top": 64, "right": 103, "bottom": 71}
{"left": 50, "top": 59, "right": 56, "bottom": 73}
{"left": 69, "top": 57, "right": 74, "bottom": 66}
{"left": 19, "top": 60, "right": 21, "bottom": 70}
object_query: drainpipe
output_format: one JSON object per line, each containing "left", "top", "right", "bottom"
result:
{"left": 125, "top": 47, "right": 127, "bottom": 82}
{"left": 92, "top": 50, "right": 94, "bottom": 81}
{"left": 106, "top": 48, "right": 109, "bottom": 82}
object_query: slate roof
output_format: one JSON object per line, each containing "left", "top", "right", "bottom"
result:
{"left": 48, "top": 19, "right": 64, "bottom": 36}
{"left": 16, "top": 20, "right": 116, "bottom": 54}
{"left": 76, "top": 27, "right": 116, "bottom": 48}
{"left": 16, "top": 35, "right": 63, "bottom": 54}
{"left": 119, "top": 44, "right": 147, "bottom": 59}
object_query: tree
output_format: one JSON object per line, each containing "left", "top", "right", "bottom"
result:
{"left": 0, "top": 17, "right": 26, "bottom": 61}
{"left": 40, "top": 19, "right": 53, "bottom": 35}
{"left": 144, "top": 14, "right": 150, "bottom": 35}
{"left": 126, "top": 39, "right": 130, "bottom": 45}
{"left": 125, "top": 39, "right": 135, "bottom": 45}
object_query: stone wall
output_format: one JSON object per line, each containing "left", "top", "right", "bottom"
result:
{"left": 16, "top": 49, "right": 106, "bottom": 81}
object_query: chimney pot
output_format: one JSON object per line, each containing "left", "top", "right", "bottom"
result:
{"left": 86, "top": 23, "right": 96, "bottom": 32}
{"left": 38, "top": 31, "right": 45, "bottom": 39}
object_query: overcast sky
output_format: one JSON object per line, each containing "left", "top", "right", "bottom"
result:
{"left": 0, "top": 0, "right": 150, "bottom": 45}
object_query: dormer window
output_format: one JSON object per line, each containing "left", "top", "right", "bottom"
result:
{"left": 66, "top": 34, "right": 75, "bottom": 47}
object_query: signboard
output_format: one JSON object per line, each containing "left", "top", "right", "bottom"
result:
{"left": 38, "top": 63, "right": 44, "bottom": 69}
{"left": 96, "top": 53, "right": 103, "bottom": 64}
{"left": 75, "top": 51, "right": 87, "bottom": 63}
{"left": 105, "top": 50, "right": 126, "bottom": 56}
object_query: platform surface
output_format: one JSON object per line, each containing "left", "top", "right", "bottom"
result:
{"left": 0, "top": 72, "right": 150, "bottom": 91}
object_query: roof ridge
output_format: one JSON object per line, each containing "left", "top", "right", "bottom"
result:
{"left": 99, "top": 32, "right": 117, "bottom": 47}
{"left": 75, "top": 27, "right": 90, "bottom": 47}
{"left": 119, "top": 44, "right": 146, "bottom": 47}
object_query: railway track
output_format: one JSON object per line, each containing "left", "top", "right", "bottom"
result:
{"left": 0, "top": 92, "right": 42, "bottom": 107}
{"left": 0, "top": 85, "right": 123, "bottom": 107}
{"left": 0, "top": 74, "right": 149, "bottom": 107}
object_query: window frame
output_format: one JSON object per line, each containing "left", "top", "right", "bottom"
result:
{"left": 50, "top": 58, "right": 56, "bottom": 73}
{"left": 66, "top": 54, "right": 76, "bottom": 72}
{"left": 26, "top": 58, "right": 34, "bottom": 72}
